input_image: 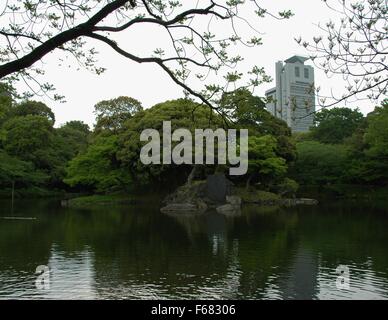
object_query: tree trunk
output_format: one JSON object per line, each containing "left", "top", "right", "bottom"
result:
{"left": 245, "top": 174, "right": 254, "bottom": 190}
{"left": 11, "top": 181, "right": 15, "bottom": 212}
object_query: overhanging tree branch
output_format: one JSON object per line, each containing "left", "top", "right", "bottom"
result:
{"left": 0, "top": 0, "right": 133, "bottom": 79}
{"left": 0, "top": 1, "right": 293, "bottom": 105}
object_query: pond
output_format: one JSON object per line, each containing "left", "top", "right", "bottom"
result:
{"left": 0, "top": 197, "right": 388, "bottom": 300}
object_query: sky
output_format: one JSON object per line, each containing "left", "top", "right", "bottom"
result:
{"left": 9, "top": 0, "right": 381, "bottom": 128}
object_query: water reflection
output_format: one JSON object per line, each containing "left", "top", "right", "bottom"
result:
{"left": 0, "top": 198, "right": 388, "bottom": 299}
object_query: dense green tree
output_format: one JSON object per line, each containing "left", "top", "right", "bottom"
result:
{"left": 0, "top": 83, "right": 13, "bottom": 131}
{"left": 60, "top": 120, "right": 90, "bottom": 135}
{"left": 10, "top": 100, "right": 55, "bottom": 123}
{"left": 246, "top": 135, "right": 287, "bottom": 189}
{"left": 292, "top": 101, "right": 388, "bottom": 187}
{"left": 292, "top": 141, "right": 349, "bottom": 185}
{"left": 115, "top": 97, "right": 292, "bottom": 190}
{"left": 94, "top": 96, "right": 143, "bottom": 134}
{"left": 2, "top": 115, "right": 54, "bottom": 167}
{"left": 64, "top": 135, "right": 131, "bottom": 192}
{"left": 0, "top": 150, "right": 47, "bottom": 188}
{"left": 117, "top": 99, "right": 222, "bottom": 186}
{"left": 56, "top": 121, "right": 90, "bottom": 158}
{"left": 45, "top": 121, "right": 91, "bottom": 186}
{"left": 359, "top": 100, "right": 388, "bottom": 185}
{"left": 364, "top": 100, "right": 388, "bottom": 159}
{"left": 220, "top": 89, "right": 296, "bottom": 162}
{"left": 311, "top": 107, "right": 364, "bottom": 144}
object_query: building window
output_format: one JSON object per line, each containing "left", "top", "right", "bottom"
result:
{"left": 295, "top": 66, "right": 300, "bottom": 77}
{"left": 304, "top": 68, "right": 309, "bottom": 78}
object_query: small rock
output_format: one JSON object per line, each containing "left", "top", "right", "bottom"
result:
{"left": 226, "top": 195, "right": 242, "bottom": 205}
{"left": 216, "top": 204, "right": 241, "bottom": 215}
{"left": 160, "top": 202, "right": 207, "bottom": 214}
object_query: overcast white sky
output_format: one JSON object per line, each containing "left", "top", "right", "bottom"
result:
{"left": 11, "top": 0, "right": 381, "bottom": 128}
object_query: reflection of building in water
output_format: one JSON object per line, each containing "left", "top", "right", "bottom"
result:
{"left": 169, "top": 211, "right": 243, "bottom": 299}
{"left": 278, "top": 246, "right": 319, "bottom": 300}
{"left": 265, "top": 55, "right": 316, "bottom": 132}
{"left": 197, "top": 238, "right": 242, "bottom": 300}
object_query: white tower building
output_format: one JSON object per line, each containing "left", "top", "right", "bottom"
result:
{"left": 265, "top": 55, "right": 316, "bottom": 132}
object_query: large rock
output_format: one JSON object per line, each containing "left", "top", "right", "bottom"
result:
{"left": 206, "top": 174, "right": 233, "bottom": 203}
{"left": 161, "top": 174, "right": 240, "bottom": 214}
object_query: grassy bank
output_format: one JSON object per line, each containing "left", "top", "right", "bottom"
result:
{"left": 235, "top": 187, "right": 280, "bottom": 203}
{"left": 63, "top": 194, "right": 136, "bottom": 209}
{"left": 298, "top": 184, "right": 388, "bottom": 200}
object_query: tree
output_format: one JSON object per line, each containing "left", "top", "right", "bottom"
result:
{"left": 2, "top": 115, "right": 54, "bottom": 167}
{"left": 246, "top": 135, "right": 287, "bottom": 189}
{"left": 291, "top": 100, "right": 388, "bottom": 186}
{"left": 311, "top": 107, "right": 365, "bottom": 144}
{"left": 0, "top": 1, "right": 292, "bottom": 107}
{"left": 64, "top": 135, "right": 131, "bottom": 192}
{"left": 0, "top": 150, "right": 48, "bottom": 191}
{"left": 61, "top": 120, "right": 90, "bottom": 135}
{"left": 10, "top": 100, "right": 56, "bottom": 123}
{"left": 55, "top": 121, "right": 90, "bottom": 159}
{"left": 0, "top": 83, "right": 13, "bottom": 127}
{"left": 118, "top": 97, "right": 292, "bottom": 189}
{"left": 94, "top": 96, "right": 142, "bottom": 133}
{"left": 298, "top": 0, "right": 387, "bottom": 108}
{"left": 47, "top": 121, "right": 91, "bottom": 186}
{"left": 117, "top": 98, "right": 223, "bottom": 186}
{"left": 219, "top": 88, "right": 296, "bottom": 162}
{"left": 364, "top": 99, "right": 388, "bottom": 158}
{"left": 292, "top": 141, "right": 349, "bottom": 185}
{"left": 360, "top": 99, "right": 388, "bottom": 184}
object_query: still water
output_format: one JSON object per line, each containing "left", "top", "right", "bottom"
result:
{"left": 0, "top": 197, "right": 388, "bottom": 300}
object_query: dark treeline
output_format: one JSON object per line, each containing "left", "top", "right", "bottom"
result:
{"left": 1, "top": 82, "right": 387, "bottom": 199}
{"left": 0, "top": 83, "right": 90, "bottom": 197}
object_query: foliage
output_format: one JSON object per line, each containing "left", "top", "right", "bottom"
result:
{"left": 65, "top": 135, "right": 131, "bottom": 192}
{"left": 0, "top": 150, "right": 48, "bottom": 187}
{"left": 220, "top": 88, "right": 296, "bottom": 162}
{"left": 311, "top": 107, "right": 365, "bottom": 144}
{"left": 294, "top": 101, "right": 388, "bottom": 187}
{"left": 236, "top": 187, "right": 280, "bottom": 203}
{"left": 0, "top": 95, "right": 90, "bottom": 192}
{"left": 292, "top": 141, "right": 349, "bottom": 185}
{"left": 0, "top": 92, "right": 12, "bottom": 126}
{"left": 55, "top": 121, "right": 90, "bottom": 159}
{"left": 364, "top": 99, "right": 388, "bottom": 158}
{"left": 360, "top": 99, "right": 388, "bottom": 184}
{"left": 2, "top": 115, "right": 54, "bottom": 166}
{"left": 117, "top": 99, "right": 222, "bottom": 186}
{"left": 10, "top": 100, "right": 56, "bottom": 123}
{"left": 275, "top": 178, "right": 299, "bottom": 197}
{"left": 94, "top": 96, "right": 143, "bottom": 133}
{"left": 67, "top": 94, "right": 295, "bottom": 192}
{"left": 246, "top": 135, "right": 287, "bottom": 188}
